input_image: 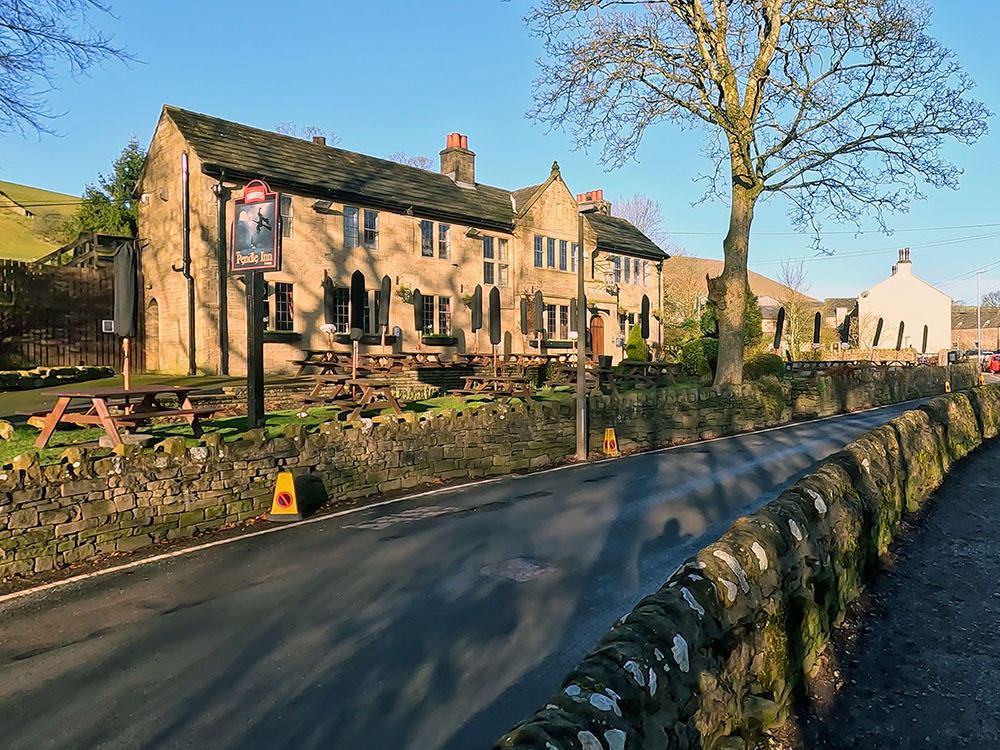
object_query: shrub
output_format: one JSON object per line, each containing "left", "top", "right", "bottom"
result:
{"left": 680, "top": 337, "right": 718, "bottom": 379}
{"left": 624, "top": 324, "right": 649, "bottom": 361}
{"left": 743, "top": 352, "right": 785, "bottom": 380}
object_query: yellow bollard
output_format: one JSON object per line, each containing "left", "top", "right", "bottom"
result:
{"left": 602, "top": 428, "right": 620, "bottom": 457}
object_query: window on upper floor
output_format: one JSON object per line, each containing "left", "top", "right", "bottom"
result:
{"left": 571, "top": 243, "right": 578, "bottom": 273}
{"left": 420, "top": 220, "right": 434, "bottom": 257}
{"left": 624, "top": 257, "right": 631, "bottom": 284}
{"left": 438, "top": 224, "right": 451, "bottom": 259}
{"left": 559, "top": 240, "right": 568, "bottom": 271}
{"left": 483, "top": 237, "right": 509, "bottom": 286}
{"left": 642, "top": 261, "right": 649, "bottom": 287}
{"left": 613, "top": 255, "right": 622, "bottom": 284}
{"left": 547, "top": 237, "right": 556, "bottom": 268}
{"left": 343, "top": 207, "right": 359, "bottom": 249}
{"left": 273, "top": 282, "right": 294, "bottom": 331}
{"left": 483, "top": 236, "right": 495, "bottom": 285}
{"left": 363, "top": 209, "right": 379, "bottom": 250}
{"left": 279, "top": 196, "right": 293, "bottom": 239}
{"left": 534, "top": 235, "right": 543, "bottom": 268}
{"left": 633, "top": 258, "right": 641, "bottom": 285}
{"left": 497, "top": 238, "right": 509, "bottom": 286}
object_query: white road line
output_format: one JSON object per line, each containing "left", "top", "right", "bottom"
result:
{"left": 0, "top": 397, "right": 923, "bottom": 606}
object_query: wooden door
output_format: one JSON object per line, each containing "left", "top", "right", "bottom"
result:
{"left": 590, "top": 315, "right": 604, "bottom": 357}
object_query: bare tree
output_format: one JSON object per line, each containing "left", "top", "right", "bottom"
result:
{"left": 387, "top": 152, "right": 435, "bottom": 170}
{"left": 981, "top": 290, "right": 1000, "bottom": 308}
{"left": 614, "top": 193, "right": 670, "bottom": 247}
{"left": 776, "top": 258, "right": 812, "bottom": 357}
{"left": 526, "top": 1, "right": 989, "bottom": 384}
{"left": 273, "top": 123, "right": 341, "bottom": 145}
{"left": 0, "top": 1, "right": 133, "bottom": 133}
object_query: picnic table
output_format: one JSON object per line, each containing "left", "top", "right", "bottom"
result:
{"left": 547, "top": 365, "right": 619, "bottom": 394}
{"left": 400, "top": 351, "right": 446, "bottom": 368}
{"left": 26, "top": 385, "right": 216, "bottom": 449}
{"left": 453, "top": 374, "right": 535, "bottom": 404}
{"left": 299, "top": 375, "right": 405, "bottom": 420}
{"left": 452, "top": 352, "right": 495, "bottom": 368}
{"left": 617, "top": 360, "right": 681, "bottom": 388}
{"left": 360, "top": 353, "right": 410, "bottom": 374}
{"left": 291, "top": 350, "right": 348, "bottom": 375}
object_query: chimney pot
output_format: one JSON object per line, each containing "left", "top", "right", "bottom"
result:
{"left": 312, "top": 136, "right": 326, "bottom": 146}
{"left": 460, "top": 134, "right": 468, "bottom": 149}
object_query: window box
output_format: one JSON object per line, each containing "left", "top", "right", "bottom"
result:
{"left": 263, "top": 331, "right": 302, "bottom": 344}
{"left": 421, "top": 334, "right": 458, "bottom": 347}
{"left": 333, "top": 333, "right": 398, "bottom": 345}
{"left": 422, "top": 334, "right": 458, "bottom": 347}
{"left": 528, "top": 338, "right": 576, "bottom": 349}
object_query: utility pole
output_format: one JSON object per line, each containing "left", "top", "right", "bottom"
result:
{"left": 977, "top": 269, "right": 985, "bottom": 368}
{"left": 576, "top": 207, "right": 598, "bottom": 461}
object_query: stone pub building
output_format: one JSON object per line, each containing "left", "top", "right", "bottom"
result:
{"left": 136, "top": 106, "right": 668, "bottom": 374}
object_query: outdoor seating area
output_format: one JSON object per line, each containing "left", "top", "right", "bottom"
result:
{"left": 21, "top": 384, "right": 218, "bottom": 449}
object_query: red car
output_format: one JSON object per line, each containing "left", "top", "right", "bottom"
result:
{"left": 989, "top": 354, "right": 1000, "bottom": 373}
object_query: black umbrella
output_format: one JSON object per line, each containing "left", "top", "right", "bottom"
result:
{"left": 922, "top": 325, "right": 929, "bottom": 354}
{"left": 412, "top": 289, "right": 423, "bottom": 332}
{"left": 349, "top": 270, "right": 365, "bottom": 341}
{"left": 813, "top": 311, "right": 821, "bottom": 346}
{"left": 534, "top": 290, "right": 544, "bottom": 333}
{"left": 520, "top": 297, "right": 529, "bottom": 335}
{"left": 378, "top": 275, "right": 391, "bottom": 332}
{"left": 873, "top": 318, "right": 884, "bottom": 347}
{"left": 470, "top": 285, "right": 483, "bottom": 332}
{"left": 569, "top": 298, "right": 577, "bottom": 333}
{"left": 773, "top": 307, "right": 785, "bottom": 350}
{"left": 895, "top": 320, "right": 905, "bottom": 351}
{"left": 113, "top": 241, "right": 138, "bottom": 389}
{"left": 489, "top": 287, "right": 502, "bottom": 346}
{"left": 322, "top": 273, "right": 336, "bottom": 326}
{"left": 640, "top": 294, "right": 650, "bottom": 339}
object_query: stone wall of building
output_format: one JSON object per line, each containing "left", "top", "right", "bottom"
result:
{"left": 0, "top": 364, "right": 975, "bottom": 581}
{"left": 138, "top": 111, "right": 664, "bottom": 376}
{"left": 493, "top": 381, "right": 997, "bottom": 750}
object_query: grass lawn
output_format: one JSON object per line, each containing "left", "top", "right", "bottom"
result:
{"left": 0, "top": 386, "right": 573, "bottom": 467}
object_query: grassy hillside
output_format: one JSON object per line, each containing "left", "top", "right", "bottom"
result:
{"left": 0, "top": 180, "right": 79, "bottom": 261}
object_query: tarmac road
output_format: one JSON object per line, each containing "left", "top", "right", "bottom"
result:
{"left": 0, "top": 399, "right": 928, "bottom": 750}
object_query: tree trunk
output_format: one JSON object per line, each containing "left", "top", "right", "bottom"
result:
{"left": 708, "top": 182, "right": 758, "bottom": 386}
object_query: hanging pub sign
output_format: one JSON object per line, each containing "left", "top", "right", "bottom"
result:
{"left": 230, "top": 179, "right": 282, "bottom": 273}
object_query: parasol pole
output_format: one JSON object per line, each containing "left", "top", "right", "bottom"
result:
{"left": 122, "top": 337, "right": 131, "bottom": 391}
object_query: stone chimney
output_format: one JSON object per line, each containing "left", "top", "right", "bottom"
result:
{"left": 312, "top": 136, "right": 326, "bottom": 146}
{"left": 440, "top": 132, "right": 475, "bottom": 187}
{"left": 576, "top": 189, "right": 612, "bottom": 216}
{"left": 896, "top": 247, "right": 912, "bottom": 275}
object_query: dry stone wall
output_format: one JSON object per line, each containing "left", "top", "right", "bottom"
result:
{"left": 0, "top": 364, "right": 976, "bottom": 581}
{"left": 493, "top": 381, "right": 999, "bottom": 750}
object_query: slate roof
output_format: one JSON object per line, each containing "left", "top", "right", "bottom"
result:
{"left": 585, "top": 212, "right": 669, "bottom": 261}
{"left": 160, "top": 106, "right": 666, "bottom": 258}
{"left": 163, "top": 106, "right": 516, "bottom": 232}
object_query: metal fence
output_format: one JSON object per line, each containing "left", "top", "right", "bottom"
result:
{"left": 0, "top": 259, "right": 144, "bottom": 370}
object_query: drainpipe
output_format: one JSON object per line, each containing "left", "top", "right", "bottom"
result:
{"left": 213, "top": 175, "right": 230, "bottom": 375}
{"left": 172, "top": 152, "right": 196, "bottom": 375}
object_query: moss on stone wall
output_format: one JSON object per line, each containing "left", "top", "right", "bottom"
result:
{"left": 495, "top": 383, "right": 998, "bottom": 750}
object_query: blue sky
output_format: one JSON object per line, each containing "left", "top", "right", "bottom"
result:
{"left": 2, "top": 0, "right": 997, "bottom": 303}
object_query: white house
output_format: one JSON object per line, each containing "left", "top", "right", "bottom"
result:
{"left": 856, "top": 248, "right": 952, "bottom": 354}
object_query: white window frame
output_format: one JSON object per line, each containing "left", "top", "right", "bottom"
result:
{"left": 363, "top": 209, "right": 379, "bottom": 250}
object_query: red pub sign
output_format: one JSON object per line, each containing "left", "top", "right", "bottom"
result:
{"left": 230, "top": 179, "right": 282, "bottom": 273}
